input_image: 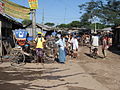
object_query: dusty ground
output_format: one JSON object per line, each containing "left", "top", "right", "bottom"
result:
{"left": 0, "top": 46, "right": 120, "bottom": 90}
{"left": 78, "top": 46, "right": 120, "bottom": 90}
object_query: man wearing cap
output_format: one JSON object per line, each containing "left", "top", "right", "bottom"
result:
{"left": 35, "top": 32, "right": 45, "bottom": 63}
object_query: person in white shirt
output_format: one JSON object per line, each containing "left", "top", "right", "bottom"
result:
{"left": 92, "top": 35, "right": 99, "bottom": 47}
{"left": 71, "top": 36, "right": 79, "bottom": 58}
{"left": 67, "top": 34, "right": 74, "bottom": 56}
{"left": 55, "top": 34, "right": 66, "bottom": 64}
{"left": 90, "top": 33, "right": 99, "bottom": 56}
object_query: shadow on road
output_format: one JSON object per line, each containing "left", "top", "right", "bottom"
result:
{"left": 84, "top": 53, "right": 103, "bottom": 59}
{"left": 67, "top": 86, "right": 94, "bottom": 90}
{"left": 0, "top": 66, "right": 82, "bottom": 90}
{"left": 108, "top": 46, "right": 120, "bottom": 55}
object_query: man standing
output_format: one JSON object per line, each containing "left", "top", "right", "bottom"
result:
{"left": 91, "top": 33, "right": 99, "bottom": 57}
{"left": 72, "top": 36, "right": 79, "bottom": 58}
{"left": 35, "top": 32, "right": 45, "bottom": 63}
{"left": 56, "top": 34, "right": 66, "bottom": 64}
{"left": 102, "top": 35, "right": 108, "bottom": 58}
{"left": 68, "top": 34, "right": 79, "bottom": 58}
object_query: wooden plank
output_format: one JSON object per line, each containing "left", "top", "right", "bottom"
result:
{"left": 0, "top": 21, "right": 2, "bottom": 56}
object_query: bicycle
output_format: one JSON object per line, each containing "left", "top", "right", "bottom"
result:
{"left": 90, "top": 46, "right": 99, "bottom": 59}
{"left": 9, "top": 47, "right": 26, "bottom": 66}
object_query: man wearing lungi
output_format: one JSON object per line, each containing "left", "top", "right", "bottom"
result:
{"left": 35, "top": 32, "right": 45, "bottom": 63}
{"left": 55, "top": 34, "right": 66, "bottom": 64}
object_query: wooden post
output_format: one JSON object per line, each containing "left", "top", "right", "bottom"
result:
{"left": 0, "top": 21, "right": 2, "bottom": 57}
{"left": 32, "top": 9, "right": 36, "bottom": 38}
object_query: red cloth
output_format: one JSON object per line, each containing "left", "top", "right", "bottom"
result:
{"left": 17, "top": 39, "right": 26, "bottom": 46}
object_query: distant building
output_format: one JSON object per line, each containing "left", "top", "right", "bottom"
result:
{"left": 112, "top": 25, "right": 120, "bottom": 48}
{"left": 67, "top": 28, "right": 91, "bottom": 35}
{"left": 96, "top": 27, "right": 112, "bottom": 33}
{"left": 102, "top": 27, "right": 112, "bottom": 32}
{"left": 24, "top": 23, "right": 54, "bottom": 36}
{"left": 0, "top": 14, "right": 23, "bottom": 55}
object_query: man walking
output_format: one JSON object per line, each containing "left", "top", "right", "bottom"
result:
{"left": 102, "top": 35, "right": 108, "bottom": 58}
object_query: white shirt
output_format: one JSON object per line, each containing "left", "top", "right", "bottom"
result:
{"left": 92, "top": 36, "right": 99, "bottom": 46}
{"left": 72, "top": 38, "right": 79, "bottom": 50}
{"left": 55, "top": 39, "right": 65, "bottom": 50}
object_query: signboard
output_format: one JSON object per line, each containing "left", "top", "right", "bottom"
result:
{"left": 28, "top": 0, "right": 38, "bottom": 9}
{"left": 0, "top": 0, "right": 4, "bottom": 14}
{"left": 3, "top": 0, "right": 30, "bottom": 20}
{"left": 13, "top": 30, "right": 28, "bottom": 39}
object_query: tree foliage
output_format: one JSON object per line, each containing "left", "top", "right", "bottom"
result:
{"left": 21, "top": 19, "right": 32, "bottom": 25}
{"left": 56, "top": 21, "right": 107, "bottom": 29}
{"left": 79, "top": 0, "right": 120, "bottom": 26}
{"left": 56, "top": 24, "right": 68, "bottom": 28}
{"left": 45, "top": 22, "right": 55, "bottom": 27}
{"left": 90, "top": 23, "right": 108, "bottom": 30}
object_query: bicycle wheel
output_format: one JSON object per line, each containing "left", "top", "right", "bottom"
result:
{"left": 10, "top": 50, "right": 26, "bottom": 66}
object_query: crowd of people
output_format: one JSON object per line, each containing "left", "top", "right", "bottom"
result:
{"left": 33, "top": 32, "right": 79, "bottom": 64}
{"left": 81, "top": 32, "right": 113, "bottom": 59}
{"left": 23, "top": 31, "right": 113, "bottom": 64}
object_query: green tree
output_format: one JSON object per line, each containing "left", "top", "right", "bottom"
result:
{"left": 56, "top": 24, "right": 68, "bottom": 28}
{"left": 69, "top": 21, "right": 81, "bottom": 28}
{"left": 89, "top": 23, "right": 108, "bottom": 30}
{"left": 57, "top": 21, "right": 83, "bottom": 28}
{"left": 79, "top": 0, "right": 120, "bottom": 26}
{"left": 21, "top": 19, "right": 32, "bottom": 25}
{"left": 45, "top": 22, "right": 55, "bottom": 27}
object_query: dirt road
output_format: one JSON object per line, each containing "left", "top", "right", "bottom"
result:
{"left": 78, "top": 46, "right": 120, "bottom": 90}
{"left": 0, "top": 46, "right": 120, "bottom": 90}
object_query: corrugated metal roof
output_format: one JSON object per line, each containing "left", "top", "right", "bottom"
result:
{"left": 0, "top": 14, "right": 23, "bottom": 28}
{"left": 102, "top": 27, "right": 112, "bottom": 31}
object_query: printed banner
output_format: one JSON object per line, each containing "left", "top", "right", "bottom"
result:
{"left": 0, "top": 0, "right": 4, "bottom": 14}
{"left": 13, "top": 30, "right": 28, "bottom": 39}
{"left": 3, "top": 0, "right": 31, "bottom": 20}
{"left": 28, "top": 0, "right": 38, "bottom": 9}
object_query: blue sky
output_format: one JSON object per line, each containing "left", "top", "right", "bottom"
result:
{"left": 10, "top": 0, "right": 91, "bottom": 25}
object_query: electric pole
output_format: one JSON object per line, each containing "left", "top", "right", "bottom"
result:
{"left": 64, "top": 8, "right": 66, "bottom": 23}
{"left": 42, "top": 8, "right": 44, "bottom": 25}
{"left": 41, "top": 8, "right": 44, "bottom": 33}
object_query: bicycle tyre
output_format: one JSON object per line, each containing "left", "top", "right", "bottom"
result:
{"left": 0, "top": 57, "right": 3, "bottom": 64}
{"left": 10, "top": 50, "right": 26, "bottom": 66}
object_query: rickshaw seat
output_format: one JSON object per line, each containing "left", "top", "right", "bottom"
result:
{"left": 16, "top": 38, "right": 26, "bottom": 46}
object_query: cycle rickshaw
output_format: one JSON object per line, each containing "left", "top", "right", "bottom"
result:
{"left": 9, "top": 30, "right": 36, "bottom": 66}
{"left": 9, "top": 30, "right": 56, "bottom": 66}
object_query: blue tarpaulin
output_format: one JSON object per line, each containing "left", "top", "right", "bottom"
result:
{"left": 27, "top": 36, "right": 34, "bottom": 41}
{"left": 52, "top": 32, "right": 57, "bottom": 36}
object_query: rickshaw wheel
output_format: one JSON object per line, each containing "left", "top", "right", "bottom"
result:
{"left": 0, "top": 56, "right": 3, "bottom": 64}
{"left": 10, "top": 50, "right": 26, "bottom": 66}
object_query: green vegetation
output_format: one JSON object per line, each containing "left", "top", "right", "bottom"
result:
{"left": 79, "top": 0, "right": 120, "bottom": 26}
{"left": 22, "top": 0, "right": 120, "bottom": 29}
{"left": 21, "top": 19, "right": 32, "bottom": 25}
{"left": 45, "top": 22, "right": 55, "bottom": 27}
{"left": 56, "top": 21, "right": 107, "bottom": 30}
